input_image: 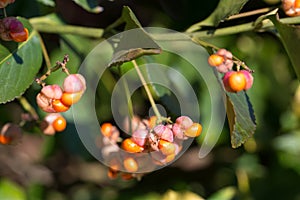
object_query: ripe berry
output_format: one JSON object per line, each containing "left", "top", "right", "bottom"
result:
{"left": 0, "top": 135, "right": 10, "bottom": 144}
{"left": 158, "top": 139, "right": 176, "bottom": 155}
{"left": 295, "top": 0, "right": 300, "bottom": 8}
{"left": 36, "top": 93, "right": 56, "bottom": 113}
{"left": 153, "top": 124, "right": 173, "bottom": 142}
{"left": 61, "top": 92, "right": 83, "bottom": 106}
{"left": 36, "top": 85, "right": 64, "bottom": 113}
{"left": 41, "top": 85, "right": 63, "bottom": 99}
{"left": 52, "top": 99, "right": 70, "bottom": 112}
{"left": 184, "top": 123, "right": 202, "bottom": 137}
{"left": 208, "top": 49, "right": 234, "bottom": 73}
{"left": 240, "top": 70, "right": 254, "bottom": 90}
{"left": 208, "top": 54, "right": 224, "bottom": 67}
{"left": 0, "top": 123, "right": 22, "bottom": 145}
{"left": 223, "top": 71, "right": 246, "bottom": 92}
{"left": 101, "top": 123, "right": 114, "bottom": 137}
{"left": 10, "top": 28, "right": 28, "bottom": 42}
{"left": 283, "top": 0, "right": 300, "bottom": 16}
{"left": 107, "top": 168, "right": 119, "bottom": 179}
{"left": 175, "top": 116, "right": 193, "bottom": 129}
{"left": 121, "top": 138, "right": 144, "bottom": 153}
{"left": 100, "top": 123, "right": 120, "bottom": 144}
{"left": 172, "top": 116, "right": 193, "bottom": 139}
{"left": 132, "top": 129, "right": 148, "bottom": 147}
{"left": 63, "top": 74, "right": 86, "bottom": 93}
{"left": 52, "top": 116, "right": 67, "bottom": 132}
{"left": 3, "top": 17, "right": 24, "bottom": 33}
{"left": 123, "top": 157, "right": 138, "bottom": 173}
{"left": 42, "top": 113, "right": 66, "bottom": 135}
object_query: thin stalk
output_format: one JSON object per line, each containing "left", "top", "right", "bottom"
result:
{"left": 38, "top": 33, "right": 51, "bottom": 70}
{"left": 189, "top": 15, "right": 300, "bottom": 38}
{"left": 227, "top": 7, "right": 273, "bottom": 20}
{"left": 18, "top": 97, "right": 39, "bottom": 120}
{"left": 122, "top": 77, "right": 134, "bottom": 119}
{"left": 29, "top": 19, "right": 104, "bottom": 38}
{"left": 131, "top": 60, "right": 162, "bottom": 119}
{"left": 2, "top": 8, "right": 7, "bottom": 17}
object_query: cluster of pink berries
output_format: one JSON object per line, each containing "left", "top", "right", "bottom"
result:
{"left": 36, "top": 73, "right": 86, "bottom": 135}
{"left": 99, "top": 115, "right": 202, "bottom": 180}
{"left": 208, "top": 49, "right": 254, "bottom": 93}
{"left": 36, "top": 74, "right": 86, "bottom": 113}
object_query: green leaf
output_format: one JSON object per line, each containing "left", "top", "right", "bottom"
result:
{"left": 73, "top": 0, "right": 103, "bottom": 13}
{"left": 108, "top": 48, "right": 161, "bottom": 68}
{"left": 186, "top": 0, "right": 249, "bottom": 32}
{"left": 105, "top": 6, "right": 142, "bottom": 33}
{"left": 213, "top": 70, "right": 256, "bottom": 148}
{"left": 121, "top": 6, "right": 143, "bottom": 30}
{"left": 107, "top": 7, "right": 161, "bottom": 67}
{"left": 268, "top": 14, "right": 300, "bottom": 80}
{"left": 226, "top": 92, "right": 256, "bottom": 148}
{"left": 207, "top": 186, "right": 237, "bottom": 200}
{"left": 0, "top": 179, "right": 26, "bottom": 200}
{"left": 0, "top": 17, "right": 42, "bottom": 104}
{"left": 37, "top": 0, "right": 55, "bottom": 7}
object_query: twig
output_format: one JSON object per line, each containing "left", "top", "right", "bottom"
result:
{"left": 36, "top": 55, "right": 70, "bottom": 86}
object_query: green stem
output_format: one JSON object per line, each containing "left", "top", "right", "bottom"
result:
{"left": 17, "top": 97, "right": 39, "bottom": 120}
{"left": 131, "top": 60, "right": 162, "bottom": 119}
{"left": 189, "top": 15, "right": 300, "bottom": 38}
{"left": 122, "top": 76, "right": 134, "bottom": 119}
{"left": 29, "top": 19, "right": 104, "bottom": 38}
{"left": 36, "top": 55, "right": 70, "bottom": 86}
{"left": 38, "top": 33, "right": 51, "bottom": 70}
{"left": 2, "top": 8, "right": 7, "bottom": 18}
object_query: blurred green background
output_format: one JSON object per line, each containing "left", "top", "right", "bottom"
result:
{"left": 1, "top": 0, "right": 300, "bottom": 199}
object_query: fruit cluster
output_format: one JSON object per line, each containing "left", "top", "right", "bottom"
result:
{"left": 282, "top": 0, "right": 300, "bottom": 16}
{"left": 208, "top": 49, "right": 254, "bottom": 93}
{"left": 40, "top": 113, "right": 67, "bottom": 135}
{"left": 100, "top": 115, "right": 202, "bottom": 180}
{"left": 36, "top": 74, "right": 86, "bottom": 113}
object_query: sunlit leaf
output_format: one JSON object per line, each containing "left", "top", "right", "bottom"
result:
{"left": 207, "top": 186, "right": 237, "bottom": 200}
{"left": 186, "top": 0, "right": 249, "bottom": 32}
{"left": 0, "top": 179, "right": 26, "bottom": 200}
{"left": 162, "top": 190, "right": 204, "bottom": 200}
{"left": 268, "top": 14, "right": 300, "bottom": 80}
{"left": 37, "top": 0, "right": 55, "bottom": 7}
{"left": 226, "top": 91, "right": 256, "bottom": 148}
{"left": 73, "top": 0, "right": 103, "bottom": 13}
{"left": 0, "top": 17, "right": 42, "bottom": 103}
{"left": 213, "top": 70, "right": 256, "bottom": 148}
